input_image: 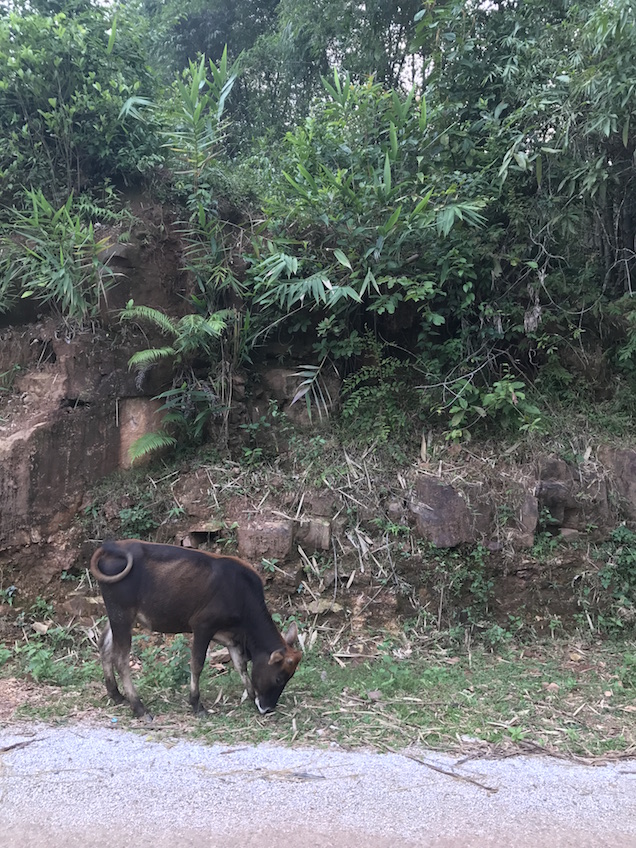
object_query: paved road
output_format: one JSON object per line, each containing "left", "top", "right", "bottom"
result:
{"left": 0, "top": 723, "right": 635, "bottom": 847}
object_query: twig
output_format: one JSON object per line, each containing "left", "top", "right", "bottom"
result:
{"left": 0, "top": 739, "right": 40, "bottom": 754}
{"left": 380, "top": 744, "right": 499, "bottom": 793}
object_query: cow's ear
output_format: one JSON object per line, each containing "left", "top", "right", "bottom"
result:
{"left": 268, "top": 650, "right": 284, "bottom": 666}
{"left": 284, "top": 621, "right": 298, "bottom": 645}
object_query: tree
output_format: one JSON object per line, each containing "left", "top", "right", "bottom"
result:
{"left": 0, "top": 1, "right": 158, "bottom": 206}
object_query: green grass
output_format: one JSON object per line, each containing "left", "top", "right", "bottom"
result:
{"left": 2, "top": 626, "right": 634, "bottom": 759}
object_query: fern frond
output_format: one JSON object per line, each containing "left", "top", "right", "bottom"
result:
{"left": 127, "top": 347, "right": 176, "bottom": 369}
{"left": 120, "top": 305, "right": 176, "bottom": 336}
{"left": 128, "top": 431, "right": 177, "bottom": 464}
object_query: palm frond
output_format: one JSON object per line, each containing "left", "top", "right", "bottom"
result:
{"left": 291, "top": 361, "right": 336, "bottom": 422}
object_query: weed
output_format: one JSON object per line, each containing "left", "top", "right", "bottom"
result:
{"left": 28, "top": 596, "right": 55, "bottom": 621}
{"left": 261, "top": 558, "right": 280, "bottom": 574}
{"left": 241, "top": 446, "right": 265, "bottom": 467}
{"left": 575, "top": 524, "right": 636, "bottom": 634}
{"left": 372, "top": 517, "right": 409, "bottom": 537}
{"left": 0, "top": 585, "right": 17, "bottom": 606}
{"left": 133, "top": 634, "right": 192, "bottom": 692}
{"left": 119, "top": 504, "right": 159, "bottom": 537}
{"left": 10, "top": 627, "right": 98, "bottom": 686}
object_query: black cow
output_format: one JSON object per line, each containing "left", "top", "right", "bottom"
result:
{"left": 90, "top": 539, "right": 302, "bottom": 719}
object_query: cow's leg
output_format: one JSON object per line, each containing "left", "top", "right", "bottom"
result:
{"left": 228, "top": 644, "right": 255, "bottom": 701}
{"left": 110, "top": 623, "right": 148, "bottom": 719}
{"left": 98, "top": 623, "right": 125, "bottom": 705}
{"left": 189, "top": 630, "right": 211, "bottom": 715}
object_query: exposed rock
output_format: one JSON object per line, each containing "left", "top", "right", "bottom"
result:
{"left": 510, "top": 493, "right": 539, "bottom": 549}
{"left": 118, "top": 398, "right": 166, "bottom": 469}
{"left": 296, "top": 518, "right": 331, "bottom": 551}
{"left": 560, "top": 528, "right": 582, "bottom": 542}
{"left": 537, "top": 455, "right": 610, "bottom": 534}
{"left": 237, "top": 518, "right": 294, "bottom": 563}
{"left": 386, "top": 499, "right": 407, "bottom": 525}
{"left": 598, "top": 447, "right": 636, "bottom": 522}
{"left": 303, "top": 490, "right": 337, "bottom": 518}
{"left": 250, "top": 365, "right": 341, "bottom": 427}
{"left": 409, "top": 475, "right": 474, "bottom": 548}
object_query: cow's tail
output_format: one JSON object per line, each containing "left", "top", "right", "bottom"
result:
{"left": 90, "top": 543, "right": 134, "bottom": 584}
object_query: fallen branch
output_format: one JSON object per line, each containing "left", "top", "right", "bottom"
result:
{"left": 380, "top": 743, "right": 499, "bottom": 793}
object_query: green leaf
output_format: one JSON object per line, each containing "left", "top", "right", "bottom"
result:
{"left": 385, "top": 205, "right": 402, "bottom": 231}
{"left": 127, "top": 347, "right": 177, "bottom": 368}
{"left": 389, "top": 122, "right": 398, "bottom": 157}
{"left": 383, "top": 152, "right": 392, "bottom": 197}
{"left": 297, "top": 164, "right": 318, "bottom": 192}
{"left": 107, "top": 15, "right": 117, "bottom": 55}
{"left": 282, "top": 171, "right": 310, "bottom": 199}
{"left": 412, "top": 189, "right": 433, "bottom": 217}
{"left": 334, "top": 249, "right": 352, "bottom": 270}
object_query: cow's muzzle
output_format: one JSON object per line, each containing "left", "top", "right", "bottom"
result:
{"left": 255, "top": 697, "right": 273, "bottom": 715}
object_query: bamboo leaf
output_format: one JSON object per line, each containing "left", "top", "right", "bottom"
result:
{"left": 334, "top": 248, "right": 352, "bottom": 270}
{"left": 383, "top": 152, "right": 392, "bottom": 197}
{"left": 107, "top": 15, "right": 117, "bottom": 55}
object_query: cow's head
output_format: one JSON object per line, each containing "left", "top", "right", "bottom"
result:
{"left": 252, "top": 622, "right": 302, "bottom": 714}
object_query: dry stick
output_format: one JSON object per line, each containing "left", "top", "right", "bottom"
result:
{"left": 0, "top": 739, "right": 40, "bottom": 754}
{"left": 380, "top": 743, "right": 499, "bottom": 794}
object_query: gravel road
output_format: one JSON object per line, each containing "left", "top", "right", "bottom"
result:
{"left": 0, "top": 722, "right": 635, "bottom": 847}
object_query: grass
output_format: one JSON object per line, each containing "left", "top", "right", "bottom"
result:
{"left": 1, "top": 623, "right": 634, "bottom": 761}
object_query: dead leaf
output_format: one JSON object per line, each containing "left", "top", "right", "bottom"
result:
{"left": 367, "top": 690, "right": 383, "bottom": 701}
{"left": 542, "top": 682, "right": 560, "bottom": 692}
{"left": 31, "top": 622, "right": 49, "bottom": 635}
{"left": 569, "top": 652, "right": 583, "bottom": 662}
{"left": 306, "top": 599, "right": 343, "bottom": 615}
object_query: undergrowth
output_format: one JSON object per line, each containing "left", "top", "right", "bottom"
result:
{"left": 1, "top": 618, "right": 634, "bottom": 759}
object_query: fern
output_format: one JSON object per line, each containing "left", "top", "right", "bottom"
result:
{"left": 128, "top": 431, "right": 177, "bottom": 464}
{"left": 120, "top": 304, "right": 176, "bottom": 336}
{"left": 127, "top": 347, "right": 177, "bottom": 368}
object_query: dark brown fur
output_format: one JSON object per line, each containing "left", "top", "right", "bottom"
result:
{"left": 90, "top": 539, "right": 302, "bottom": 719}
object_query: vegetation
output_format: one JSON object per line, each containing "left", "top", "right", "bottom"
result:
{"left": 0, "top": 0, "right": 634, "bottom": 447}
{"left": 1, "top": 608, "right": 634, "bottom": 758}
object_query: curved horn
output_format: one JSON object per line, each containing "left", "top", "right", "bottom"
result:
{"left": 90, "top": 548, "right": 134, "bottom": 584}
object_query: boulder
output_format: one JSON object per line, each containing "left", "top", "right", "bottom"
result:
{"left": 409, "top": 475, "right": 474, "bottom": 548}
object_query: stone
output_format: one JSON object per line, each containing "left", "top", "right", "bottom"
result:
{"left": 598, "top": 447, "right": 636, "bottom": 522}
{"left": 409, "top": 475, "right": 474, "bottom": 548}
{"left": 237, "top": 518, "right": 294, "bottom": 563}
{"left": 538, "top": 454, "right": 610, "bottom": 533}
{"left": 510, "top": 493, "right": 539, "bottom": 548}
{"left": 296, "top": 518, "right": 331, "bottom": 551}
